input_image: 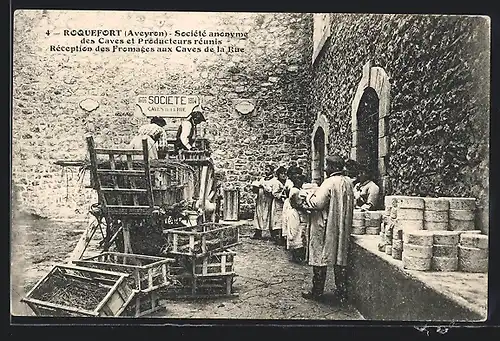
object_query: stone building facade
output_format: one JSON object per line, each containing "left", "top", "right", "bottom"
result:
{"left": 12, "top": 10, "right": 313, "bottom": 219}
{"left": 308, "top": 14, "right": 490, "bottom": 233}
{"left": 12, "top": 12, "right": 490, "bottom": 234}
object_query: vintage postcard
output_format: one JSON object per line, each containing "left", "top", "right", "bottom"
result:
{"left": 11, "top": 10, "right": 490, "bottom": 322}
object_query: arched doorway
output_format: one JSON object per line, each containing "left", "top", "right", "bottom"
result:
{"left": 312, "top": 128, "right": 326, "bottom": 185}
{"left": 311, "top": 114, "right": 329, "bottom": 186}
{"left": 356, "top": 87, "right": 380, "bottom": 185}
{"left": 351, "top": 62, "right": 391, "bottom": 198}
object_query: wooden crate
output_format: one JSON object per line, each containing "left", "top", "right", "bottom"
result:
{"left": 165, "top": 223, "right": 240, "bottom": 258}
{"left": 118, "top": 290, "right": 166, "bottom": 317}
{"left": 72, "top": 252, "right": 176, "bottom": 293}
{"left": 21, "top": 264, "right": 133, "bottom": 317}
{"left": 170, "top": 250, "right": 236, "bottom": 277}
{"left": 160, "top": 273, "right": 237, "bottom": 299}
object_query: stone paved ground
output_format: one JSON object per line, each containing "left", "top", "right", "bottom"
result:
{"left": 11, "top": 216, "right": 363, "bottom": 320}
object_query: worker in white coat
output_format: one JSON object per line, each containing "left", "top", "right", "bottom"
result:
{"left": 299, "top": 155, "right": 354, "bottom": 304}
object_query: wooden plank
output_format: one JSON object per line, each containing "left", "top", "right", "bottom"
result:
{"left": 21, "top": 298, "right": 99, "bottom": 317}
{"left": 69, "top": 218, "right": 99, "bottom": 261}
{"left": 86, "top": 136, "right": 107, "bottom": 208}
{"left": 95, "top": 148, "right": 143, "bottom": 155}
{"left": 97, "top": 169, "right": 144, "bottom": 176}
{"left": 100, "top": 188, "right": 148, "bottom": 193}
{"left": 142, "top": 138, "right": 155, "bottom": 208}
{"left": 126, "top": 154, "right": 140, "bottom": 206}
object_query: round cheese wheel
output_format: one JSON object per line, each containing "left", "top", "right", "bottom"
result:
{"left": 351, "top": 226, "right": 366, "bottom": 235}
{"left": 458, "top": 245, "right": 488, "bottom": 260}
{"left": 403, "top": 243, "right": 433, "bottom": 258}
{"left": 449, "top": 209, "right": 475, "bottom": 221}
{"left": 433, "top": 231, "right": 460, "bottom": 245}
{"left": 397, "top": 219, "right": 424, "bottom": 232}
{"left": 424, "top": 221, "right": 448, "bottom": 231}
{"left": 378, "top": 242, "right": 387, "bottom": 252}
{"left": 402, "top": 254, "right": 432, "bottom": 271}
{"left": 392, "top": 239, "right": 403, "bottom": 250}
{"left": 380, "top": 222, "right": 386, "bottom": 234}
{"left": 384, "top": 224, "right": 394, "bottom": 236}
{"left": 394, "top": 196, "right": 425, "bottom": 209}
{"left": 352, "top": 219, "right": 365, "bottom": 227}
{"left": 423, "top": 197, "right": 449, "bottom": 211}
{"left": 433, "top": 244, "right": 458, "bottom": 258}
{"left": 365, "top": 226, "right": 381, "bottom": 235}
{"left": 393, "top": 227, "right": 403, "bottom": 241}
{"left": 431, "top": 256, "right": 458, "bottom": 271}
{"left": 449, "top": 219, "right": 475, "bottom": 231}
{"left": 460, "top": 234, "right": 488, "bottom": 249}
{"left": 385, "top": 245, "right": 393, "bottom": 255}
{"left": 365, "top": 218, "right": 382, "bottom": 227}
{"left": 458, "top": 246, "right": 488, "bottom": 273}
{"left": 396, "top": 208, "right": 424, "bottom": 220}
{"left": 423, "top": 210, "right": 448, "bottom": 222}
{"left": 403, "top": 230, "right": 434, "bottom": 246}
{"left": 353, "top": 211, "right": 366, "bottom": 220}
{"left": 459, "top": 230, "right": 482, "bottom": 235}
{"left": 392, "top": 247, "right": 403, "bottom": 260}
{"left": 382, "top": 215, "right": 389, "bottom": 224}
{"left": 442, "top": 197, "right": 476, "bottom": 210}
{"left": 364, "top": 211, "right": 381, "bottom": 219}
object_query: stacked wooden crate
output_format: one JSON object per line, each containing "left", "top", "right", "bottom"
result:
{"left": 72, "top": 252, "right": 177, "bottom": 317}
{"left": 21, "top": 264, "right": 135, "bottom": 317}
{"left": 163, "top": 223, "right": 240, "bottom": 298}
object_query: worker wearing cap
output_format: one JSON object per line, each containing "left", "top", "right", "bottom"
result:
{"left": 299, "top": 155, "right": 354, "bottom": 304}
{"left": 174, "top": 105, "right": 206, "bottom": 153}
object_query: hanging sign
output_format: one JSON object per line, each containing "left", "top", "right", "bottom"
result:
{"left": 135, "top": 95, "right": 200, "bottom": 118}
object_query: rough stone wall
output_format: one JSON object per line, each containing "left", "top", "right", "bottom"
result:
{"left": 309, "top": 14, "right": 490, "bottom": 233}
{"left": 12, "top": 10, "right": 313, "bottom": 219}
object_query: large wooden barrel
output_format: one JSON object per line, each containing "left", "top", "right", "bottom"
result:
{"left": 223, "top": 189, "right": 240, "bottom": 221}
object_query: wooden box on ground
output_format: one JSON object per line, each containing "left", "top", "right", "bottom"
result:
{"left": 21, "top": 264, "right": 133, "bottom": 317}
{"left": 118, "top": 290, "right": 166, "bottom": 317}
{"left": 73, "top": 252, "right": 176, "bottom": 293}
{"left": 170, "top": 250, "right": 236, "bottom": 277}
{"left": 160, "top": 273, "right": 237, "bottom": 299}
{"left": 165, "top": 223, "right": 240, "bottom": 258}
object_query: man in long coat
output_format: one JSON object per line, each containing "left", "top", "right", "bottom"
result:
{"left": 251, "top": 165, "right": 275, "bottom": 239}
{"left": 300, "top": 155, "right": 354, "bottom": 304}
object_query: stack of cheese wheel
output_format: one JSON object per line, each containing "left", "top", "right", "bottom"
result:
{"left": 384, "top": 222, "right": 393, "bottom": 255}
{"left": 365, "top": 211, "right": 383, "bottom": 235}
{"left": 378, "top": 213, "right": 389, "bottom": 252}
{"left": 392, "top": 224, "right": 403, "bottom": 260}
{"left": 402, "top": 230, "right": 434, "bottom": 270}
{"left": 384, "top": 196, "right": 393, "bottom": 226}
{"left": 423, "top": 197, "right": 449, "bottom": 231}
{"left": 352, "top": 210, "right": 366, "bottom": 235}
{"left": 394, "top": 196, "right": 425, "bottom": 234}
{"left": 458, "top": 232, "right": 488, "bottom": 273}
{"left": 444, "top": 197, "right": 476, "bottom": 231}
{"left": 432, "top": 231, "right": 460, "bottom": 271}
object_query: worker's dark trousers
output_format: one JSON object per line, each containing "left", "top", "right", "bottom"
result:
{"left": 312, "top": 265, "right": 348, "bottom": 300}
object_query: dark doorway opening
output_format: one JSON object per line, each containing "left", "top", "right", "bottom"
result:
{"left": 356, "top": 87, "right": 380, "bottom": 185}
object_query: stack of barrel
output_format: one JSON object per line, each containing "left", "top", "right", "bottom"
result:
{"left": 352, "top": 210, "right": 366, "bottom": 235}
{"left": 431, "top": 231, "right": 461, "bottom": 271}
{"left": 402, "top": 230, "right": 433, "bottom": 271}
{"left": 458, "top": 232, "right": 488, "bottom": 273}
{"left": 423, "top": 198, "right": 449, "bottom": 231}
{"left": 443, "top": 197, "right": 477, "bottom": 232}
{"left": 365, "top": 211, "right": 383, "bottom": 235}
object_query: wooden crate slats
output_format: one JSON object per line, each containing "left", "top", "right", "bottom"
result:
{"left": 165, "top": 223, "right": 239, "bottom": 257}
{"left": 22, "top": 264, "right": 133, "bottom": 317}
{"left": 74, "top": 252, "right": 176, "bottom": 293}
